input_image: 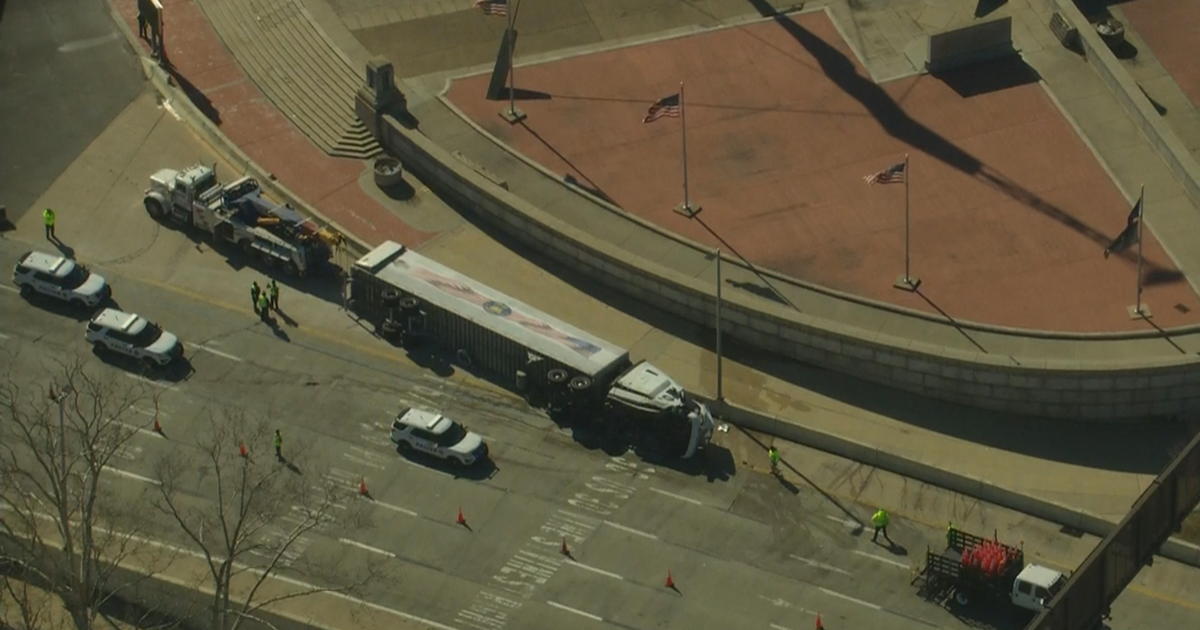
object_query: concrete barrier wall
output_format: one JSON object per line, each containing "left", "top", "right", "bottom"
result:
{"left": 702, "top": 397, "right": 1200, "bottom": 569}
{"left": 1051, "top": 0, "right": 1200, "bottom": 210}
{"left": 360, "top": 95, "right": 1200, "bottom": 422}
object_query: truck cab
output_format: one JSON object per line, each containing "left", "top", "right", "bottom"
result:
{"left": 145, "top": 165, "right": 221, "bottom": 227}
{"left": 1010, "top": 564, "right": 1067, "bottom": 612}
{"left": 606, "top": 361, "right": 715, "bottom": 458}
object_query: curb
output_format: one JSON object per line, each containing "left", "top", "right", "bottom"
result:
{"left": 105, "top": 0, "right": 370, "bottom": 260}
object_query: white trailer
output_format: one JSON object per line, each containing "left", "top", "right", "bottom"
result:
{"left": 350, "top": 241, "right": 715, "bottom": 459}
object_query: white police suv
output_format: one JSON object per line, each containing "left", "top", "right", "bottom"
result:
{"left": 13, "top": 251, "right": 110, "bottom": 308}
{"left": 389, "top": 407, "right": 488, "bottom": 466}
{"left": 85, "top": 308, "right": 183, "bottom": 367}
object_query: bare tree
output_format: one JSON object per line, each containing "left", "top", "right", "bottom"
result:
{"left": 0, "top": 358, "right": 159, "bottom": 630}
{"left": 153, "top": 411, "right": 373, "bottom": 630}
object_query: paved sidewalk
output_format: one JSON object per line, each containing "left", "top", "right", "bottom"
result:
{"left": 104, "top": 0, "right": 1200, "bottom": 532}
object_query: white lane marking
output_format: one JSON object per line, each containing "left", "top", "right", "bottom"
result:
{"left": 0, "top": 332, "right": 10, "bottom": 340}
{"left": 649, "top": 487, "right": 703, "bottom": 506}
{"left": 564, "top": 561, "right": 623, "bottom": 581}
{"left": 1, "top": 513, "right": 463, "bottom": 630}
{"left": 819, "top": 586, "right": 882, "bottom": 610}
{"left": 101, "top": 465, "right": 161, "bottom": 486}
{"left": 374, "top": 500, "right": 418, "bottom": 517}
{"left": 343, "top": 453, "right": 387, "bottom": 470}
{"left": 123, "top": 374, "right": 177, "bottom": 390}
{"left": 193, "top": 344, "right": 243, "bottom": 362}
{"left": 58, "top": 32, "right": 119, "bottom": 53}
{"left": 0, "top": 284, "right": 18, "bottom": 293}
{"left": 851, "top": 549, "right": 910, "bottom": 569}
{"left": 602, "top": 520, "right": 657, "bottom": 540}
{"left": 826, "top": 515, "right": 859, "bottom": 528}
{"left": 545, "top": 601, "right": 602, "bottom": 622}
{"left": 789, "top": 554, "right": 854, "bottom": 576}
{"left": 770, "top": 624, "right": 794, "bottom": 630}
{"left": 758, "top": 595, "right": 819, "bottom": 616}
{"left": 338, "top": 538, "right": 397, "bottom": 558}
{"left": 112, "top": 419, "right": 160, "bottom": 438}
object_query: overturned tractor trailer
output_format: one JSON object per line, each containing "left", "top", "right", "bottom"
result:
{"left": 349, "top": 241, "right": 715, "bottom": 459}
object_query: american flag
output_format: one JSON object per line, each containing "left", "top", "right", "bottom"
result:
{"left": 863, "top": 161, "right": 906, "bottom": 184}
{"left": 642, "top": 93, "right": 681, "bottom": 123}
{"left": 474, "top": 0, "right": 507, "bottom": 17}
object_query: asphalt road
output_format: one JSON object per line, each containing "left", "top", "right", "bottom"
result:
{"left": 4, "top": 176, "right": 1200, "bottom": 630}
{"left": 0, "top": 0, "right": 142, "bottom": 224}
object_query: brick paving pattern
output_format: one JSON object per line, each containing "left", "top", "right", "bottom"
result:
{"left": 446, "top": 10, "right": 1200, "bottom": 332}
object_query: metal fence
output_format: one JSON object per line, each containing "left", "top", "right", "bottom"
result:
{"left": 1027, "top": 430, "right": 1200, "bottom": 629}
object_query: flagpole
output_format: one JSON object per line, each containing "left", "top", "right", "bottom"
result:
{"left": 894, "top": 154, "right": 920, "bottom": 291}
{"left": 716, "top": 248, "right": 723, "bottom": 402}
{"left": 500, "top": 0, "right": 525, "bottom": 123}
{"left": 1135, "top": 186, "right": 1145, "bottom": 315}
{"left": 680, "top": 81, "right": 690, "bottom": 213}
{"left": 904, "top": 153, "right": 910, "bottom": 282}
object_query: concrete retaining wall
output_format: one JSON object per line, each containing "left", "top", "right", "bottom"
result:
{"left": 360, "top": 94, "right": 1200, "bottom": 422}
{"left": 704, "top": 396, "right": 1200, "bottom": 568}
{"left": 1051, "top": 0, "right": 1200, "bottom": 210}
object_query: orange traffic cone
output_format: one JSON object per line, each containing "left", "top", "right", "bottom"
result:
{"left": 456, "top": 507, "right": 467, "bottom": 526}
{"left": 664, "top": 569, "right": 675, "bottom": 589}
{"left": 560, "top": 537, "right": 570, "bottom": 557}
{"left": 359, "top": 478, "right": 369, "bottom": 496}
{"left": 815, "top": 613, "right": 824, "bottom": 629}
{"left": 238, "top": 442, "right": 248, "bottom": 458}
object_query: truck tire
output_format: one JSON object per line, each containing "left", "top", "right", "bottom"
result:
{"left": 144, "top": 198, "right": 165, "bottom": 220}
{"left": 398, "top": 296, "right": 420, "bottom": 312}
{"left": 568, "top": 376, "right": 592, "bottom": 392}
{"left": 381, "top": 289, "right": 401, "bottom": 308}
{"left": 547, "top": 368, "right": 569, "bottom": 385}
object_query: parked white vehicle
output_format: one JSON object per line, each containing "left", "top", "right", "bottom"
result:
{"left": 85, "top": 308, "right": 183, "bottom": 367}
{"left": 13, "top": 251, "right": 110, "bottom": 308}
{"left": 389, "top": 407, "right": 488, "bottom": 466}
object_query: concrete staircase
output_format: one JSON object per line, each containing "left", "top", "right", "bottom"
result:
{"left": 197, "top": 0, "right": 381, "bottom": 159}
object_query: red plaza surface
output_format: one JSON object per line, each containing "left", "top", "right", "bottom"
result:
{"left": 1121, "top": 0, "right": 1200, "bottom": 108}
{"left": 446, "top": 11, "right": 1200, "bottom": 332}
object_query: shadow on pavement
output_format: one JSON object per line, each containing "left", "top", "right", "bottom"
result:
{"left": 931, "top": 55, "right": 1040, "bottom": 98}
{"left": 975, "top": 0, "right": 1008, "bottom": 18}
{"left": 741, "top": 0, "right": 1179, "bottom": 278}
{"left": 162, "top": 58, "right": 221, "bottom": 124}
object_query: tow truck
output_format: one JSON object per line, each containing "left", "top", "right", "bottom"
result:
{"left": 143, "top": 165, "right": 342, "bottom": 276}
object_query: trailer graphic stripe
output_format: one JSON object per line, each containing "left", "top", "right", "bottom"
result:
{"left": 408, "top": 265, "right": 603, "bottom": 357}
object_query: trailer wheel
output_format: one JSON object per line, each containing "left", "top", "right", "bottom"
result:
{"left": 568, "top": 376, "right": 592, "bottom": 392}
{"left": 953, "top": 591, "right": 969, "bottom": 606}
{"left": 398, "top": 296, "right": 420, "bottom": 311}
{"left": 381, "top": 289, "right": 401, "bottom": 308}
{"left": 144, "top": 198, "right": 165, "bottom": 220}
{"left": 547, "top": 368, "right": 569, "bottom": 384}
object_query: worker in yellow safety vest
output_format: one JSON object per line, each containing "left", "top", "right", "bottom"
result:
{"left": 871, "top": 508, "right": 892, "bottom": 544}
